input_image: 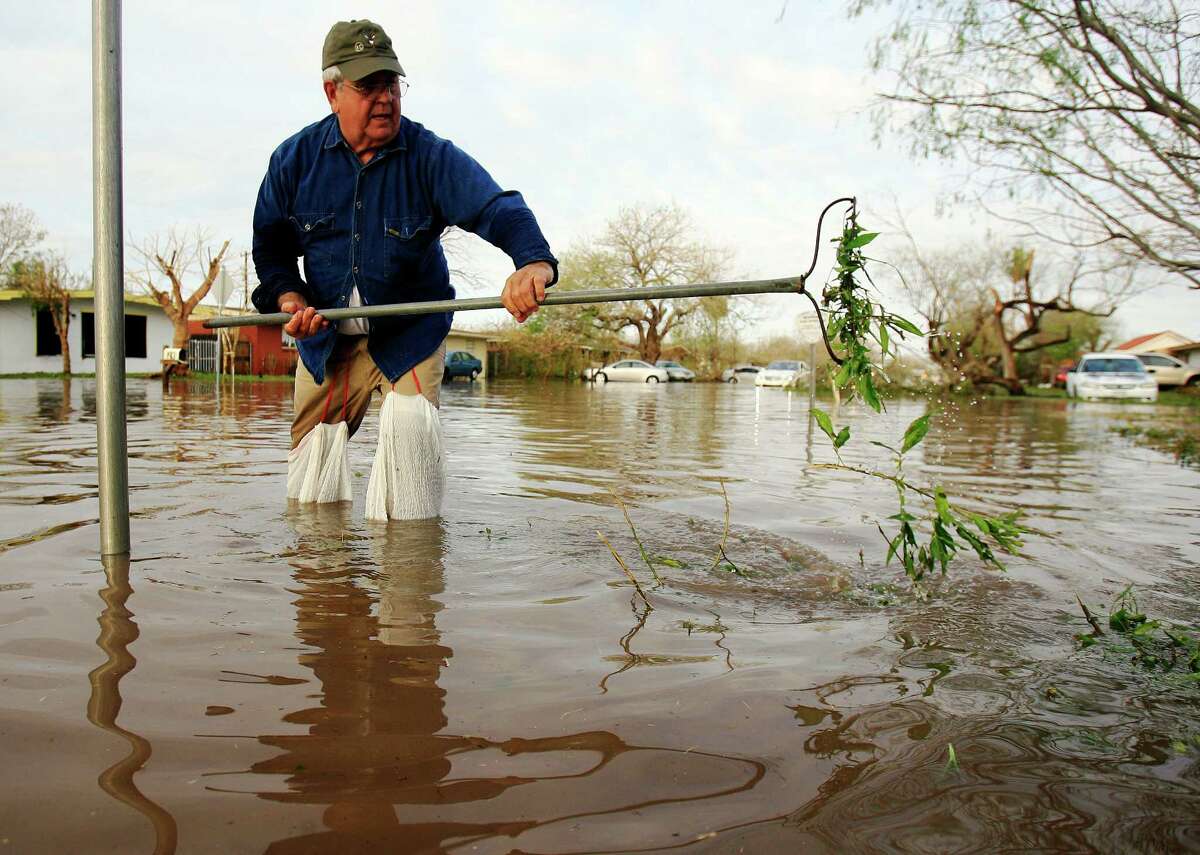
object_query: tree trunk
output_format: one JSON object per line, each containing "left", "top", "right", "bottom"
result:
{"left": 172, "top": 317, "right": 189, "bottom": 349}
{"left": 58, "top": 329, "right": 71, "bottom": 375}
{"left": 54, "top": 298, "right": 71, "bottom": 375}
{"left": 643, "top": 327, "right": 662, "bottom": 364}
{"left": 993, "top": 308, "right": 1019, "bottom": 386}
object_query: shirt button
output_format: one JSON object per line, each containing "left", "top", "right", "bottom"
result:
{"left": 304, "top": 223, "right": 312, "bottom": 231}
{"left": 354, "top": 233, "right": 361, "bottom": 241}
{"left": 355, "top": 201, "right": 362, "bottom": 209}
{"left": 352, "top": 266, "right": 359, "bottom": 273}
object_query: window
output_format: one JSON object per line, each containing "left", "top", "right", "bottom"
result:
{"left": 81, "top": 312, "right": 148, "bottom": 358}
{"left": 126, "top": 315, "right": 147, "bottom": 358}
{"left": 1081, "top": 358, "right": 1144, "bottom": 373}
{"left": 35, "top": 309, "right": 61, "bottom": 356}
{"left": 1137, "top": 354, "right": 1178, "bottom": 368}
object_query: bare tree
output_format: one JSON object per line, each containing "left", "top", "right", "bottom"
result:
{"left": 13, "top": 253, "right": 75, "bottom": 374}
{"left": 557, "top": 204, "right": 731, "bottom": 364}
{"left": 894, "top": 225, "right": 1126, "bottom": 391}
{"left": 129, "top": 227, "right": 230, "bottom": 348}
{"left": 0, "top": 203, "right": 46, "bottom": 278}
{"left": 989, "top": 247, "right": 1121, "bottom": 390}
{"left": 854, "top": 0, "right": 1200, "bottom": 287}
{"left": 438, "top": 226, "right": 492, "bottom": 294}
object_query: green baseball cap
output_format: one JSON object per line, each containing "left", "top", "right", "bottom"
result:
{"left": 322, "top": 19, "right": 404, "bottom": 82}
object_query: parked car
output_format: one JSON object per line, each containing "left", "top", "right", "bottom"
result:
{"left": 755, "top": 359, "right": 808, "bottom": 387}
{"left": 1134, "top": 352, "right": 1200, "bottom": 387}
{"left": 1065, "top": 353, "right": 1158, "bottom": 401}
{"left": 720, "top": 364, "right": 764, "bottom": 383}
{"left": 443, "top": 350, "right": 482, "bottom": 382}
{"left": 593, "top": 359, "right": 670, "bottom": 383}
{"left": 654, "top": 359, "right": 695, "bottom": 381}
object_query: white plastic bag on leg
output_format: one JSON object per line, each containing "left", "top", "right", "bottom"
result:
{"left": 287, "top": 422, "right": 353, "bottom": 503}
{"left": 365, "top": 391, "right": 445, "bottom": 520}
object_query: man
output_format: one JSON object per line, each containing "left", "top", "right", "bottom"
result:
{"left": 252, "top": 19, "right": 556, "bottom": 448}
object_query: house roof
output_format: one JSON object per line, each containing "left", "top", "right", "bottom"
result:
{"left": 1115, "top": 330, "right": 1189, "bottom": 351}
{"left": 1168, "top": 341, "right": 1200, "bottom": 354}
{"left": 0, "top": 288, "right": 162, "bottom": 309}
{"left": 446, "top": 327, "right": 498, "bottom": 341}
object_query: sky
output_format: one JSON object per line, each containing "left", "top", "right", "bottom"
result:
{"left": 2, "top": 1, "right": 1196, "bottom": 346}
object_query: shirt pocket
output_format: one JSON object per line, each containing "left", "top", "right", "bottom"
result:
{"left": 383, "top": 215, "right": 433, "bottom": 277}
{"left": 290, "top": 212, "right": 338, "bottom": 270}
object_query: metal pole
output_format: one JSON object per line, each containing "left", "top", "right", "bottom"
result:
{"left": 809, "top": 341, "right": 817, "bottom": 401}
{"left": 203, "top": 276, "right": 805, "bottom": 329}
{"left": 93, "top": 0, "right": 130, "bottom": 556}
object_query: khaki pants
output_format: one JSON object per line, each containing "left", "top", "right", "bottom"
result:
{"left": 291, "top": 335, "right": 445, "bottom": 448}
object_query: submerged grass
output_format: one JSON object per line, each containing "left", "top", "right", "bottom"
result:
{"left": 1075, "top": 585, "right": 1200, "bottom": 676}
{"left": 1110, "top": 422, "right": 1200, "bottom": 467}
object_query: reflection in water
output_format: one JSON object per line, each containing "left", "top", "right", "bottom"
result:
{"left": 4, "top": 378, "right": 1198, "bottom": 852}
{"left": 214, "top": 506, "right": 766, "bottom": 853}
{"left": 34, "top": 377, "right": 73, "bottom": 424}
{"left": 86, "top": 554, "right": 179, "bottom": 855}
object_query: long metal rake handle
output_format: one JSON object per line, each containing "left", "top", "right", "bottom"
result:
{"left": 204, "top": 197, "right": 856, "bottom": 363}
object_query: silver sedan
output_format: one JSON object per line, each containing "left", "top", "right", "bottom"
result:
{"left": 593, "top": 359, "right": 670, "bottom": 383}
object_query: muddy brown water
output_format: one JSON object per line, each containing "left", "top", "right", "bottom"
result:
{"left": 1, "top": 377, "right": 1198, "bottom": 854}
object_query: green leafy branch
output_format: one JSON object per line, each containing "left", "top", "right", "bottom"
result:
{"left": 813, "top": 411, "right": 1023, "bottom": 581}
{"left": 809, "top": 208, "right": 1025, "bottom": 582}
{"left": 820, "top": 214, "right": 922, "bottom": 413}
{"left": 1076, "top": 585, "right": 1200, "bottom": 674}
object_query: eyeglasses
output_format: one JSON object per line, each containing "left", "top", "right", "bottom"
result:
{"left": 346, "top": 76, "right": 409, "bottom": 99}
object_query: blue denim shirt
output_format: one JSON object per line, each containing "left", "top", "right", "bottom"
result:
{"left": 251, "top": 114, "right": 557, "bottom": 384}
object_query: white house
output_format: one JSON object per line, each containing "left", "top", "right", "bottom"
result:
{"left": 0, "top": 289, "right": 175, "bottom": 375}
{"left": 1114, "top": 330, "right": 1193, "bottom": 354}
{"left": 1168, "top": 341, "right": 1200, "bottom": 369}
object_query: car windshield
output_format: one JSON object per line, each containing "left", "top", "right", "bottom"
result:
{"left": 767, "top": 361, "right": 799, "bottom": 370}
{"left": 1081, "top": 358, "right": 1144, "bottom": 373}
{"left": 657, "top": 361, "right": 680, "bottom": 367}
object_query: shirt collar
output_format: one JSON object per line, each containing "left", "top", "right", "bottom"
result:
{"left": 320, "top": 115, "right": 408, "bottom": 153}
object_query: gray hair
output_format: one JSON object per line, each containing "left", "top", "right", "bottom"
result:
{"left": 322, "top": 65, "right": 343, "bottom": 85}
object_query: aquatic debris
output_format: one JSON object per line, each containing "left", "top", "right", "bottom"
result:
{"left": 607, "top": 488, "right": 662, "bottom": 585}
{"left": 596, "top": 530, "right": 652, "bottom": 611}
{"left": 1074, "top": 585, "right": 1200, "bottom": 674}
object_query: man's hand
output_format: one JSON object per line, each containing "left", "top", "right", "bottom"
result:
{"left": 278, "top": 291, "right": 329, "bottom": 340}
{"left": 501, "top": 261, "right": 554, "bottom": 323}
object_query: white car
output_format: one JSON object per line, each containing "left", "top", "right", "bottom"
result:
{"left": 755, "top": 359, "right": 809, "bottom": 387}
{"left": 720, "top": 364, "right": 764, "bottom": 383}
{"left": 593, "top": 359, "right": 670, "bottom": 383}
{"left": 1135, "top": 352, "right": 1200, "bottom": 388}
{"left": 1066, "top": 353, "right": 1158, "bottom": 401}
{"left": 655, "top": 359, "right": 696, "bottom": 381}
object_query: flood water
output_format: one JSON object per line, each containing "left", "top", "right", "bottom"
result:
{"left": 1, "top": 376, "right": 1198, "bottom": 854}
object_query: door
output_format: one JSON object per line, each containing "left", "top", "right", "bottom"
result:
{"left": 1140, "top": 353, "right": 1184, "bottom": 385}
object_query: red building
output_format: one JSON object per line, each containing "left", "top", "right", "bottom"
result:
{"left": 187, "top": 315, "right": 298, "bottom": 376}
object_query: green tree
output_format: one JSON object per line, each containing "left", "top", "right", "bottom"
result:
{"left": 1014, "top": 308, "right": 1116, "bottom": 382}
{"left": 12, "top": 253, "right": 76, "bottom": 374}
{"left": 854, "top": 0, "right": 1200, "bottom": 287}
{"left": 556, "top": 204, "right": 731, "bottom": 363}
